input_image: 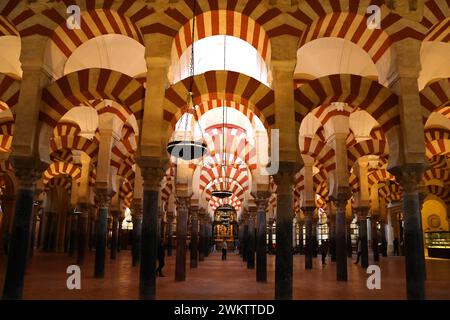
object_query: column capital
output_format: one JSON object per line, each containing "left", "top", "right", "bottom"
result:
{"left": 389, "top": 164, "right": 427, "bottom": 194}
{"left": 273, "top": 161, "right": 300, "bottom": 194}
{"left": 301, "top": 206, "right": 315, "bottom": 217}
{"left": 176, "top": 196, "right": 191, "bottom": 212}
{"left": 131, "top": 199, "right": 143, "bottom": 218}
{"left": 166, "top": 211, "right": 175, "bottom": 221}
{"left": 95, "top": 188, "right": 114, "bottom": 209}
{"left": 10, "top": 157, "right": 47, "bottom": 189}
{"left": 189, "top": 205, "right": 199, "bottom": 218}
{"left": 355, "top": 206, "right": 370, "bottom": 221}
{"left": 140, "top": 166, "right": 165, "bottom": 191}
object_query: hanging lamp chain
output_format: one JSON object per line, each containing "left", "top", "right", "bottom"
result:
{"left": 222, "top": 34, "right": 227, "bottom": 191}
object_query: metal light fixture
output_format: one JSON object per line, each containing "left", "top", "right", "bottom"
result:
{"left": 212, "top": 190, "right": 233, "bottom": 199}
{"left": 217, "top": 204, "right": 234, "bottom": 212}
{"left": 166, "top": 0, "right": 206, "bottom": 161}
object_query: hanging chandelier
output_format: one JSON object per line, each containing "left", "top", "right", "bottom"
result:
{"left": 211, "top": 35, "right": 232, "bottom": 199}
{"left": 166, "top": 0, "right": 207, "bottom": 161}
{"left": 217, "top": 204, "right": 234, "bottom": 212}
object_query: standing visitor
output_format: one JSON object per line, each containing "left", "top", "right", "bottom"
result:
{"left": 393, "top": 237, "right": 399, "bottom": 256}
{"left": 321, "top": 240, "right": 329, "bottom": 265}
{"left": 221, "top": 240, "right": 227, "bottom": 260}
{"left": 156, "top": 239, "right": 165, "bottom": 277}
{"left": 354, "top": 237, "right": 362, "bottom": 265}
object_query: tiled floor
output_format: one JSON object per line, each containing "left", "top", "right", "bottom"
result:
{"left": 0, "top": 250, "right": 449, "bottom": 299}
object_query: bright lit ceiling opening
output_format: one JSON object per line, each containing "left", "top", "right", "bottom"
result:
{"left": 170, "top": 35, "right": 269, "bottom": 85}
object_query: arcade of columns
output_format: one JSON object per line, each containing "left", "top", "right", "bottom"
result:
{"left": 0, "top": 0, "right": 449, "bottom": 301}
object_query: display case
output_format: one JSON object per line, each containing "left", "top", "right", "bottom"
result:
{"left": 425, "top": 231, "right": 450, "bottom": 259}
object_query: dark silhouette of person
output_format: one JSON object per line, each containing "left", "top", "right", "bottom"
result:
{"left": 393, "top": 237, "right": 399, "bottom": 256}
{"left": 321, "top": 240, "right": 329, "bottom": 265}
{"left": 354, "top": 237, "right": 362, "bottom": 264}
{"left": 221, "top": 240, "right": 227, "bottom": 260}
{"left": 156, "top": 239, "right": 165, "bottom": 277}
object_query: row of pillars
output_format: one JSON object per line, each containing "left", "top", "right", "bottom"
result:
{"left": 0, "top": 163, "right": 427, "bottom": 300}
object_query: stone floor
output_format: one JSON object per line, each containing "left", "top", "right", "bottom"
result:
{"left": 0, "top": 250, "right": 449, "bottom": 300}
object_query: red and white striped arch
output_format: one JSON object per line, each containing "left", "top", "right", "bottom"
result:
{"left": 300, "top": 137, "right": 336, "bottom": 172}
{"left": 423, "top": 168, "right": 450, "bottom": 183}
{"left": 209, "top": 194, "right": 241, "bottom": 212}
{"left": 421, "top": 0, "right": 450, "bottom": 42}
{"left": 426, "top": 184, "right": 450, "bottom": 204}
{"left": 45, "top": 175, "right": 73, "bottom": 192}
{"left": 172, "top": 10, "right": 271, "bottom": 63}
{"left": 347, "top": 139, "right": 389, "bottom": 169}
{"left": 420, "top": 78, "right": 450, "bottom": 122}
{"left": 428, "top": 155, "right": 449, "bottom": 170}
{"left": 0, "top": 73, "right": 20, "bottom": 110}
{"left": 0, "top": 0, "right": 32, "bottom": 36}
{"left": 40, "top": 68, "right": 145, "bottom": 128}
{"left": 164, "top": 70, "right": 274, "bottom": 129}
{"left": 110, "top": 136, "right": 137, "bottom": 169}
{"left": 378, "top": 181, "right": 402, "bottom": 203}
{"left": 119, "top": 180, "right": 133, "bottom": 208}
{"left": 50, "top": 135, "right": 99, "bottom": 162}
{"left": 190, "top": 99, "right": 269, "bottom": 129}
{"left": 368, "top": 168, "right": 395, "bottom": 186}
{"left": 0, "top": 119, "right": 13, "bottom": 152}
{"left": 294, "top": 74, "right": 399, "bottom": 131}
{"left": 203, "top": 124, "right": 257, "bottom": 169}
{"left": 53, "top": 122, "right": 81, "bottom": 138}
{"left": 200, "top": 165, "right": 248, "bottom": 201}
{"left": 147, "top": 0, "right": 291, "bottom": 47}
{"left": 116, "top": 156, "right": 135, "bottom": 183}
{"left": 425, "top": 127, "right": 450, "bottom": 159}
{"left": 291, "top": 0, "right": 425, "bottom": 64}
{"left": 43, "top": 161, "right": 81, "bottom": 185}
{"left": 44, "top": 8, "right": 148, "bottom": 59}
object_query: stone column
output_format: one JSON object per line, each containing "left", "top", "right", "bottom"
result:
{"left": 242, "top": 217, "right": 249, "bottom": 262}
{"left": 89, "top": 208, "right": 96, "bottom": 251}
{"left": 255, "top": 194, "right": 269, "bottom": 282}
{"left": 166, "top": 212, "right": 174, "bottom": 257}
{"left": 356, "top": 207, "right": 369, "bottom": 268}
{"left": 392, "top": 165, "right": 426, "bottom": 299}
{"left": 0, "top": 195, "right": 16, "bottom": 255}
{"left": 28, "top": 200, "right": 42, "bottom": 263}
{"left": 2, "top": 163, "right": 42, "bottom": 300}
{"left": 76, "top": 203, "right": 89, "bottom": 265}
{"left": 175, "top": 197, "right": 190, "bottom": 282}
{"left": 204, "top": 220, "right": 210, "bottom": 257}
{"left": 302, "top": 207, "right": 315, "bottom": 269}
{"left": 138, "top": 165, "right": 164, "bottom": 300}
{"left": 131, "top": 200, "right": 143, "bottom": 266}
{"left": 298, "top": 220, "right": 304, "bottom": 254}
{"left": 380, "top": 219, "right": 388, "bottom": 257}
{"left": 94, "top": 191, "right": 111, "bottom": 278}
{"left": 198, "top": 210, "right": 205, "bottom": 261}
{"left": 189, "top": 206, "right": 199, "bottom": 268}
{"left": 68, "top": 210, "right": 78, "bottom": 257}
{"left": 110, "top": 210, "right": 120, "bottom": 260}
{"left": 327, "top": 203, "right": 337, "bottom": 262}
{"left": 312, "top": 215, "right": 318, "bottom": 258}
{"left": 273, "top": 163, "right": 298, "bottom": 300}
{"left": 247, "top": 206, "right": 256, "bottom": 269}
{"left": 334, "top": 197, "right": 349, "bottom": 281}
{"left": 370, "top": 214, "right": 380, "bottom": 262}
{"left": 267, "top": 218, "right": 274, "bottom": 254}
{"left": 346, "top": 215, "right": 353, "bottom": 258}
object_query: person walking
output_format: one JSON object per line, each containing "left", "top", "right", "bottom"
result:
{"left": 156, "top": 239, "right": 165, "bottom": 277}
{"left": 393, "top": 237, "right": 399, "bottom": 256}
{"left": 221, "top": 240, "right": 227, "bottom": 260}
{"left": 354, "top": 237, "right": 362, "bottom": 265}
{"left": 320, "top": 240, "right": 329, "bottom": 265}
